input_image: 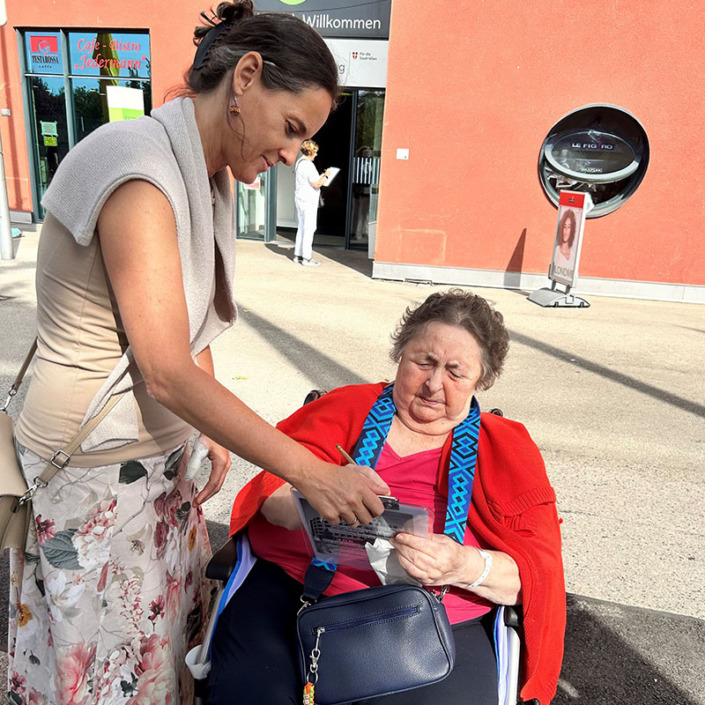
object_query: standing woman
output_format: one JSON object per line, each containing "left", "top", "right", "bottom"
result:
{"left": 294, "top": 139, "right": 330, "bottom": 266}
{"left": 8, "top": 2, "right": 387, "bottom": 703}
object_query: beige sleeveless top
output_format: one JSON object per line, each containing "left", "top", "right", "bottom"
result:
{"left": 15, "top": 213, "right": 193, "bottom": 466}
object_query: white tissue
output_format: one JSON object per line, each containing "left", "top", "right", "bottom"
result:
{"left": 365, "top": 538, "right": 422, "bottom": 586}
{"left": 185, "top": 435, "right": 209, "bottom": 480}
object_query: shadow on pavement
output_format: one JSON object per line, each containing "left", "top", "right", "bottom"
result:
{"left": 239, "top": 308, "right": 368, "bottom": 389}
{"left": 510, "top": 330, "right": 705, "bottom": 419}
{"left": 264, "top": 240, "right": 374, "bottom": 278}
{"left": 556, "top": 594, "right": 704, "bottom": 704}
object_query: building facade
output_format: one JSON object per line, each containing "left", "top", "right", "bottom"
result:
{"left": 1, "top": 0, "right": 702, "bottom": 302}
{"left": 374, "top": 2, "right": 704, "bottom": 302}
{"left": 0, "top": 0, "right": 390, "bottom": 255}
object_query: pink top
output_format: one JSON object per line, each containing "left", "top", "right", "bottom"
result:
{"left": 249, "top": 443, "right": 492, "bottom": 624}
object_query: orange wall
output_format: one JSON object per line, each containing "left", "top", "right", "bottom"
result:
{"left": 0, "top": 25, "right": 31, "bottom": 212}
{"left": 376, "top": 1, "right": 705, "bottom": 286}
{"left": 0, "top": 0, "right": 200, "bottom": 214}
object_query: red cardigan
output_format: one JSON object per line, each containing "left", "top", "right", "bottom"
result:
{"left": 230, "top": 383, "right": 566, "bottom": 705}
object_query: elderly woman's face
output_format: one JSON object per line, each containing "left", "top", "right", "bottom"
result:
{"left": 393, "top": 322, "right": 483, "bottom": 434}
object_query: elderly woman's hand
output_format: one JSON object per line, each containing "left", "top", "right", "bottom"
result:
{"left": 391, "top": 532, "right": 522, "bottom": 605}
{"left": 391, "top": 532, "right": 471, "bottom": 587}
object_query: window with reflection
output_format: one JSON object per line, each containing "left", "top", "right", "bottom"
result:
{"left": 22, "top": 29, "right": 151, "bottom": 218}
{"left": 72, "top": 78, "right": 152, "bottom": 142}
{"left": 27, "top": 76, "right": 69, "bottom": 205}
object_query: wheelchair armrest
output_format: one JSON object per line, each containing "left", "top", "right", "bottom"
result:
{"left": 205, "top": 535, "right": 240, "bottom": 582}
{"left": 303, "top": 389, "right": 328, "bottom": 405}
{"left": 503, "top": 604, "right": 523, "bottom": 629}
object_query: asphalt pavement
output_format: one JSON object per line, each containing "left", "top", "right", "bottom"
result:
{"left": 1, "top": 227, "right": 703, "bottom": 703}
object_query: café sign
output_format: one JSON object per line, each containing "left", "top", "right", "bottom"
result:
{"left": 28, "top": 34, "right": 61, "bottom": 74}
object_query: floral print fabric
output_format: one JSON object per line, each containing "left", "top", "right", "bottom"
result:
{"left": 8, "top": 442, "right": 215, "bottom": 705}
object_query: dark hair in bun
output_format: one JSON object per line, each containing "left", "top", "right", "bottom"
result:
{"left": 187, "top": 1, "right": 338, "bottom": 99}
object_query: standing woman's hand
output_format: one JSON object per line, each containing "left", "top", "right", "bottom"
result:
{"left": 194, "top": 435, "right": 232, "bottom": 506}
{"left": 293, "top": 461, "right": 389, "bottom": 525}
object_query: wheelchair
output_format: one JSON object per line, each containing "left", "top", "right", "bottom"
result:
{"left": 186, "top": 394, "right": 524, "bottom": 705}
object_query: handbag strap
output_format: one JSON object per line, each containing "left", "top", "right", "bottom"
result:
{"left": 351, "top": 385, "right": 482, "bottom": 542}
{"left": 18, "top": 391, "right": 126, "bottom": 506}
{"left": 302, "top": 385, "right": 482, "bottom": 603}
{"left": 4, "top": 338, "right": 129, "bottom": 501}
{"left": 2, "top": 338, "right": 38, "bottom": 412}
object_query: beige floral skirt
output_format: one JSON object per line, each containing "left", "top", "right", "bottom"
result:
{"left": 8, "top": 442, "right": 216, "bottom": 705}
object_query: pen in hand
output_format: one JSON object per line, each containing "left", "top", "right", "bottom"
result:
{"left": 336, "top": 444, "right": 393, "bottom": 510}
{"left": 335, "top": 444, "right": 356, "bottom": 465}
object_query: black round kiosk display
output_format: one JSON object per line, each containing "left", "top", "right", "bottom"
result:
{"left": 538, "top": 104, "right": 649, "bottom": 218}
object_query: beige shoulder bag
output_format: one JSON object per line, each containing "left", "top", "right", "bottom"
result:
{"left": 0, "top": 339, "right": 123, "bottom": 551}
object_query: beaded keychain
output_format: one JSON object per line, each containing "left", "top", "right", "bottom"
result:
{"left": 303, "top": 681, "right": 315, "bottom": 705}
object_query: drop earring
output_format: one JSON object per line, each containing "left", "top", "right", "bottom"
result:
{"left": 229, "top": 97, "right": 241, "bottom": 116}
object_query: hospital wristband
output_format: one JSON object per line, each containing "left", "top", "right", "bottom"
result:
{"left": 464, "top": 549, "right": 493, "bottom": 590}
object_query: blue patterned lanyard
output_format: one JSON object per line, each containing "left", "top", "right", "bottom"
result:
{"left": 305, "top": 385, "right": 482, "bottom": 591}
{"left": 351, "top": 384, "right": 481, "bottom": 544}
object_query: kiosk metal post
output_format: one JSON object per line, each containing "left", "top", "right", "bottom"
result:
{"left": 530, "top": 104, "right": 650, "bottom": 308}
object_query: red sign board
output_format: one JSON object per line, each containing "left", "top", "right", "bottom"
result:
{"left": 550, "top": 191, "right": 593, "bottom": 288}
{"left": 30, "top": 35, "right": 59, "bottom": 54}
{"left": 558, "top": 191, "right": 586, "bottom": 209}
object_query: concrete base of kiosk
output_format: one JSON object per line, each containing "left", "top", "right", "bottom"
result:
{"left": 528, "top": 287, "right": 590, "bottom": 308}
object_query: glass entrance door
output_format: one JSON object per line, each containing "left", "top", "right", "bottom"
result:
{"left": 236, "top": 170, "right": 277, "bottom": 241}
{"left": 313, "top": 91, "right": 354, "bottom": 245}
{"left": 351, "top": 89, "right": 384, "bottom": 249}
{"left": 272, "top": 88, "right": 386, "bottom": 251}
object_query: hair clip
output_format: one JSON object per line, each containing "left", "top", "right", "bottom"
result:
{"left": 192, "top": 18, "right": 232, "bottom": 71}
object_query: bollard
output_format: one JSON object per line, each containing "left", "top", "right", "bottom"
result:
{"left": 0, "top": 125, "right": 15, "bottom": 260}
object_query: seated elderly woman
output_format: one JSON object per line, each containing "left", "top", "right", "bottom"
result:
{"left": 208, "top": 289, "right": 565, "bottom": 705}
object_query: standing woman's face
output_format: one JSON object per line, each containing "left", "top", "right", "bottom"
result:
{"left": 225, "top": 59, "right": 333, "bottom": 184}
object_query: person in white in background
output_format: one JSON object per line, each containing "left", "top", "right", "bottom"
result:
{"left": 294, "top": 139, "right": 330, "bottom": 266}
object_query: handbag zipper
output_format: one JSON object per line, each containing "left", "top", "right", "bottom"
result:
{"left": 310, "top": 604, "right": 420, "bottom": 634}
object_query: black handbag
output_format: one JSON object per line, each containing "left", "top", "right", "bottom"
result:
{"left": 297, "top": 581, "right": 454, "bottom": 705}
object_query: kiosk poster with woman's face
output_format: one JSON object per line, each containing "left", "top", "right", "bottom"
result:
{"left": 549, "top": 191, "right": 592, "bottom": 287}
